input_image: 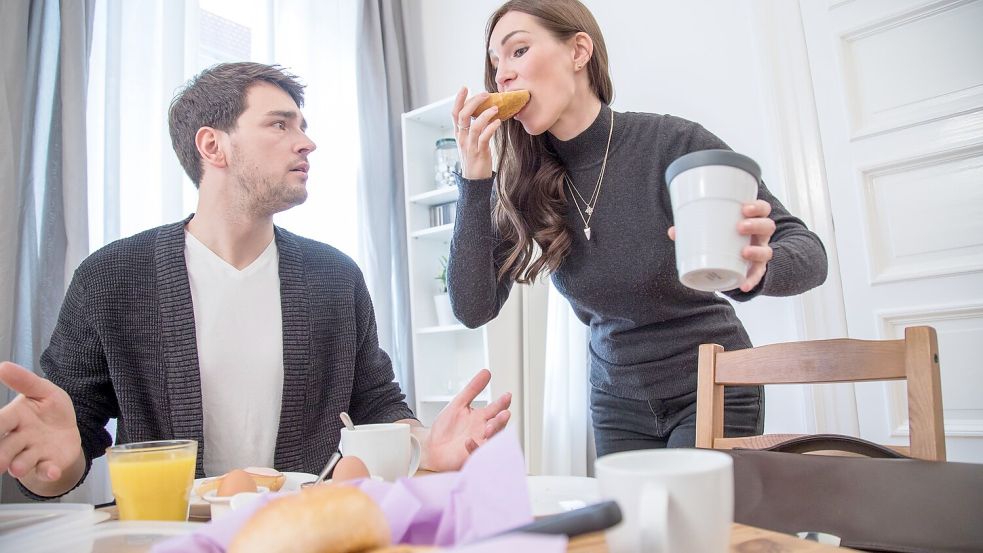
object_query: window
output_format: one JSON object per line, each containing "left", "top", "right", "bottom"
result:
{"left": 87, "top": 0, "right": 361, "bottom": 261}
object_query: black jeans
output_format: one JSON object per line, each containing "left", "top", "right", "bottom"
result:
{"left": 590, "top": 384, "right": 764, "bottom": 458}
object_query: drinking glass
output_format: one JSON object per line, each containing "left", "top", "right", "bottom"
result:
{"left": 107, "top": 439, "right": 198, "bottom": 521}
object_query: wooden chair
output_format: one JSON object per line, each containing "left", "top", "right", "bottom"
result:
{"left": 695, "top": 325, "right": 946, "bottom": 461}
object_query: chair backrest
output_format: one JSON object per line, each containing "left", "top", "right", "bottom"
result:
{"left": 695, "top": 325, "right": 946, "bottom": 461}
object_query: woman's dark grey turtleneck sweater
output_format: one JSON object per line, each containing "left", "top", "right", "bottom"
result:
{"left": 447, "top": 104, "right": 827, "bottom": 400}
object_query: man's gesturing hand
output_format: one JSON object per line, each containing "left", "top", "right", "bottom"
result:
{"left": 0, "top": 362, "right": 84, "bottom": 490}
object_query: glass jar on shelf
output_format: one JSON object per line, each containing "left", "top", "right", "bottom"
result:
{"left": 434, "top": 138, "right": 460, "bottom": 189}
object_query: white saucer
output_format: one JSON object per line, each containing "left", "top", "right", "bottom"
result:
{"left": 526, "top": 475, "right": 601, "bottom": 517}
{"left": 190, "top": 472, "right": 315, "bottom": 518}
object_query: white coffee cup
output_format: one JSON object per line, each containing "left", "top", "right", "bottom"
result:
{"left": 666, "top": 149, "right": 760, "bottom": 292}
{"left": 595, "top": 448, "right": 734, "bottom": 553}
{"left": 339, "top": 422, "right": 422, "bottom": 481}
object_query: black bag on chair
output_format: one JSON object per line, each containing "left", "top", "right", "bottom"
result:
{"left": 723, "top": 435, "right": 983, "bottom": 553}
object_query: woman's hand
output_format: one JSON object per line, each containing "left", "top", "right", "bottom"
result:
{"left": 451, "top": 87, "right": 502, "bottom": 180}
{"left": 737, "top": 199, "right": 775, "bottom": 292}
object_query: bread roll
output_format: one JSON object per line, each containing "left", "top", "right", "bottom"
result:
{"left": 474, "top": 90, "right": 530, "bottom": 121}
{"left": 369, "top": 547, "right": 438, "bottom": 552}
{"left": 228, "top": 485, "right": 390, "bottom": 553}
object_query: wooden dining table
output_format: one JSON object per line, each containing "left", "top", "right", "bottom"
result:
{"left": 568, "top": 524, "right": 854, "bottom": 552}
{"left": 99, "top": 504, "right": 853, "bottom": 552}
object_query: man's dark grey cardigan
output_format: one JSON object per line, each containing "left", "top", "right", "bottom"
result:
{"left": 28, "top": 217, "right": 413, "bottom": 498}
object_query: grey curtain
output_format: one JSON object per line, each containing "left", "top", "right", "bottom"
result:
{"left": 354, "top": 0, "right": 415, "bottom": 406}
{"left": 1, "top": 0, "right": 95, "bottom": 503}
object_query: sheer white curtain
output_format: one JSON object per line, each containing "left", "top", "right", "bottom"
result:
{"left": 540, "top": 281, "right": 594, "bottom": 476}
{"left": 1, "top": 0, "right": 95, "bottom": 504}
{"left": 78, "top": 0, "right": 359, "bottom": 504}
{"left": 353, "top": 0, "right": 414, "bottom": 402}
{"left": 87, "top": 0, "right": 191, "bottom": 249}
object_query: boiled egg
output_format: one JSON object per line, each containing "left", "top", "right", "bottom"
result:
{"left": 217, "top": 468, "right": 258, "bottom": 496}
{"left": 331, "top": 455, "right": 371, "bottom": 482}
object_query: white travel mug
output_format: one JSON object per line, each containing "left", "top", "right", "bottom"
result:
{"left": 665, "top": 149, "right": 761, "bottom": 292}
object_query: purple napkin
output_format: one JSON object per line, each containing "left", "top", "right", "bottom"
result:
{"left": 151, "top": 426, "right": 564, "bottom": 553}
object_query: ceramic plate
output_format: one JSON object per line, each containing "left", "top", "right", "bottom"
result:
{"left": 526, "top": 475, "right": 601, "bottom": 517}
{"left": 189, "top": 472, "right": 315, "bottom": 518}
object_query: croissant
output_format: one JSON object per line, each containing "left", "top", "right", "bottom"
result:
{"left": 475, "top": 90, "right": 530, "bottom": 121}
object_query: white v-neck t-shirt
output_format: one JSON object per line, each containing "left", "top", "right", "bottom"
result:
{"left": 185, "top": 231, "right": 284, "bottom": 476}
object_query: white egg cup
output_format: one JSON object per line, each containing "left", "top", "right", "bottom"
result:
{"left": 202, "top": 486, "right": 269, "bottom": 519}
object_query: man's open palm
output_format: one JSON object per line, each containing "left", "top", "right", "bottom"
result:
{"left": 424, "top": 369, "right": 511, "bottom": 472}
{"left": 0, "top": 362, "right": 82, "bottom": 482}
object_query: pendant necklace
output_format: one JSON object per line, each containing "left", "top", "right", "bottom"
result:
{"left": 564, "top": 109, "right": 614, "bottom": 241}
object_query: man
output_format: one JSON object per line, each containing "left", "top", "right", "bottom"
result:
{"left": 0, "top": 62, "right": 511, "bottom": 499}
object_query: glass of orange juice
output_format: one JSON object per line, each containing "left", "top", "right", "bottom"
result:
{"left": 107, "top": 440, "right": 198, "bottom": 521}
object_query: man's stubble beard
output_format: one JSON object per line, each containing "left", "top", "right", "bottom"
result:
{"left": 230, "top": 147, "right": 308, "bottom": 218}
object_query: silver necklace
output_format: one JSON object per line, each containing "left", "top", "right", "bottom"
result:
{"left": 564, "top": 109, "right": 614, "bottom": 241}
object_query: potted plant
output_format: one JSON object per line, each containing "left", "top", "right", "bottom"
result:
{"left": 433, "top": 256, "right": 456, "bottom": 326}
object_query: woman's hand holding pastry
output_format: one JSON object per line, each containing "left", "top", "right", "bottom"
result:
{"left": 451, "top": 87, "right": 501, "bottom": 180}
{"left": 738, "top": 199, "right": 775, "bottom": 292}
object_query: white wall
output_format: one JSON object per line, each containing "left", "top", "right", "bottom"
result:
{"left": 402, "top": 0, "right": 812, "bottom": 434}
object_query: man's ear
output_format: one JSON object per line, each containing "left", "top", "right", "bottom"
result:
{"left": 571, "top": 31, "right": 594, "bottom": 71}
{"left": 195, "top": 127, "right": 227, "bottom": 169}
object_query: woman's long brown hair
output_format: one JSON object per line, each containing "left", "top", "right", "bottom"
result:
{"left": 485, "top": 0, "right": 613, "bottom": 284}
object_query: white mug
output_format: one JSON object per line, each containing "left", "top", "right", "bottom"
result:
{"left": 339, "top": 423, "right": 421, "bottom": 481}
{"left": 595, "top": 449, "right": 734, "bottom": 553}
{"left": 666, "top": 149, "right": 760, "bottom": 292}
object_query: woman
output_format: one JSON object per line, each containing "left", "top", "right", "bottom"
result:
{"left": 447, "top": 0, "right": 827, "bottom": 457}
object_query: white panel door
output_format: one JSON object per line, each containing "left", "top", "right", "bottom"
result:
{"left": 800, "top": 0, "right": 983, "bottom": 462}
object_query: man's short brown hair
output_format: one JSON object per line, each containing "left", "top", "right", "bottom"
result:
{"left": 167, "top": 62, "right": 305, "bottom": 187}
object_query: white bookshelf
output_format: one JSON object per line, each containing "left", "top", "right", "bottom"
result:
{"left": 409, "top": 188, "right": 459, "bottom": 206}
{"left": 401, "top": 96, "right": 523, "bottom": 427}
{"left": 410, "top": 224, "right": 454, "bottom": 241}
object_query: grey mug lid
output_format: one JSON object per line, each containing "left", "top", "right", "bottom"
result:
{"left": 665, "top": 149, "right": 761, "bottom": 184}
